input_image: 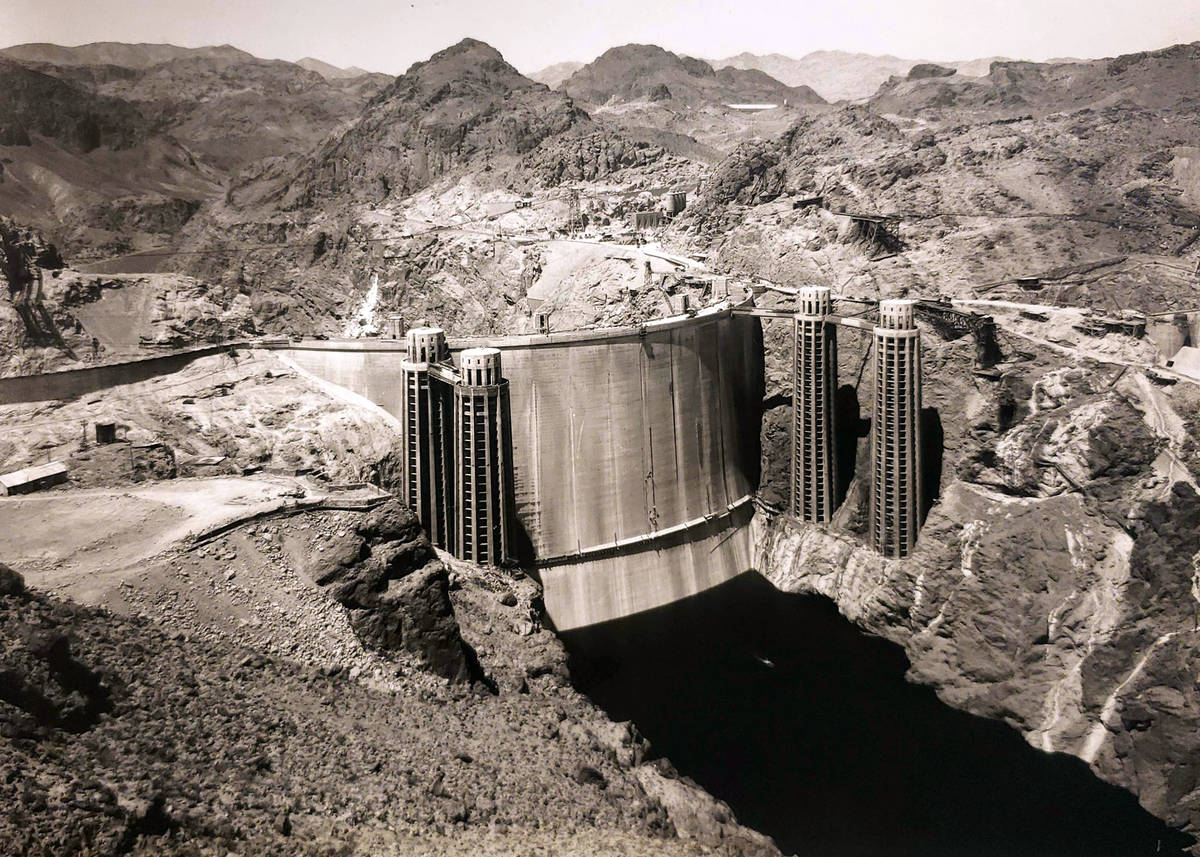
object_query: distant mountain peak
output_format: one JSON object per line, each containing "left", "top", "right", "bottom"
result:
{"left": 296, "top": 56, "right": 375, "bottom": 80}
{"left": 561, "top": 42, "right": 822, "bottom": 107}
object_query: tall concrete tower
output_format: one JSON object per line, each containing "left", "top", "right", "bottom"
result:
{"left": 870, "top": 300, "right": 923, "bottom": 558}
{"left": 401, "top": 327, "right": 453, "bottom": 548}
{"left": 454, "top": 347, "right": 510, "bottom": 566}
{"left": 791, "top": 285, "right": 839, "bottom": 522}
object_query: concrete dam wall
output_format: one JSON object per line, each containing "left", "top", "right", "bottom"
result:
{"left": 276, "top": 305, "right": 765, "bottom": 630}
{"left": 0, "top": 342, "right": 250, "bottom": 406}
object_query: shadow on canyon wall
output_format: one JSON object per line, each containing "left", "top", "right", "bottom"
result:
{"left": 563, "top": 571, "right": 1193, "bottom": 857}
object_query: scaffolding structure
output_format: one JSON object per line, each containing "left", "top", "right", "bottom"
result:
{"left": 870, "top": 300, "right": 923, "bottom": 558}
{"left": 791, "top": 286, "right": 839, "bottom": 522}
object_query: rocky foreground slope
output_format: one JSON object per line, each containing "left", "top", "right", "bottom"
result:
{"left": 0, "top": 551, "right": 774, "bottom": 856}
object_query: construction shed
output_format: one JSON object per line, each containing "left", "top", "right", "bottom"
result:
{"left": 0, "top": 461, "right": 68, "bottom": 495}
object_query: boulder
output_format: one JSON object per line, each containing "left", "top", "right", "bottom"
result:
{"left": 0, "top": 562, "right": 24, "bottom": 597}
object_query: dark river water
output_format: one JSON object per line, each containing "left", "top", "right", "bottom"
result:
{"left": 561, "top": 571, "right": 1192, "bottom": 857}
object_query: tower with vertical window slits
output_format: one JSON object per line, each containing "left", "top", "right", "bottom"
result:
{"left": 791, "top": 285, "right": 839, "bottom": 523}
{"left": 400, "top": 327, "right": 454, "bottom": 549}
{"left": 454, "top": 347, "right": 510, "bottom": 566}
{"left": 870, "top": 300, "right": 923, "bottom": 558}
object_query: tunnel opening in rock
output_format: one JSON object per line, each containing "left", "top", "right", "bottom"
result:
{"left": 562, "top": 571, "right": 1193, "bottom": 857}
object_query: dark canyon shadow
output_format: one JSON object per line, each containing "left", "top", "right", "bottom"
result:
{"left": 920, "top": 405, "right": 944, "bottom": 522}
{"left": 562, "top": 572, "right": 1193, "bottom": 857}
{"left": 834, "top": 383, "right": 863, "bottom": 505}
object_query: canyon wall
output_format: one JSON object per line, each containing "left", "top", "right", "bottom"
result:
{"left": 752, "top": 358, "right": 1200, "bottom": 846}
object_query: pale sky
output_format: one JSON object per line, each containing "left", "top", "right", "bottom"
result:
{"left": 2, "top": 0, "right": 1198, "bottom": 75}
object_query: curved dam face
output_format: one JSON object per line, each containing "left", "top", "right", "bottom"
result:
{"left": 274, "top": 305, "right": 764, "bottom": 630}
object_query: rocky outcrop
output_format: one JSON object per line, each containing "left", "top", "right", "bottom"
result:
{"left": 696, "top": 140, "right": 786, "bottom": 211}
{"left": 907, "top": 63, "right": 956, "bottom": 79}
{"left": 306, "top": 500, "right": 478, "bottom": 683}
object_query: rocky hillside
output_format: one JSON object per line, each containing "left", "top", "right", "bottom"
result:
{"left": 296, "top": 56, "right": 376, "bottom": 80}
{"left": 0, "top": 44, "right": 390, "bottom": 258}
{"left": 34, "top": 55, "right": 392, "bottom": 172}
{"left": 871, "top": 42, "right": 1200, "bottom": 118}
{"left": 0, "top": 57, "right": 153, "bottom": 151}
{"left": 562, "top": 44, "right": 824, "bottom": 107}
{"left": 251, "top": 38, "right": 584, "bottom": 210}
{"left": 685, "top": 44, "right": 1200, "bottom": 302}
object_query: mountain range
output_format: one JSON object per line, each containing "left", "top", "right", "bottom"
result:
{"left": 707, "top": 50, "right": 1013, "bottom": 100}
{"left": 1, "top": 34, "right": 1197, "bottom": 337}
{"left": 531, "top": 49, "right": 1093, "bottom": 102}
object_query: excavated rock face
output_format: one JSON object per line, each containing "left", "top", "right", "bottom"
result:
{"left": 307, "top": 500, "right": 479, "bottom": 683}
{"left": 511, "top": 131, "right": 671, "bottom": 188}
{"left": 0, "top": 217, "right": 64, "bottom": 297}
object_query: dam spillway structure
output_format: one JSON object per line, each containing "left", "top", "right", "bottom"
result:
{"left": 454, "top": 347, "right": 511, "bottom": 566}
{"left": 791, "top": 285, "right": 839, "bottom": 523}
{"left": 870, "top": 299, "right": 923, "bottom": 558}
{"left": 401, "top": 327, "right": 454, "bottom": 549}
